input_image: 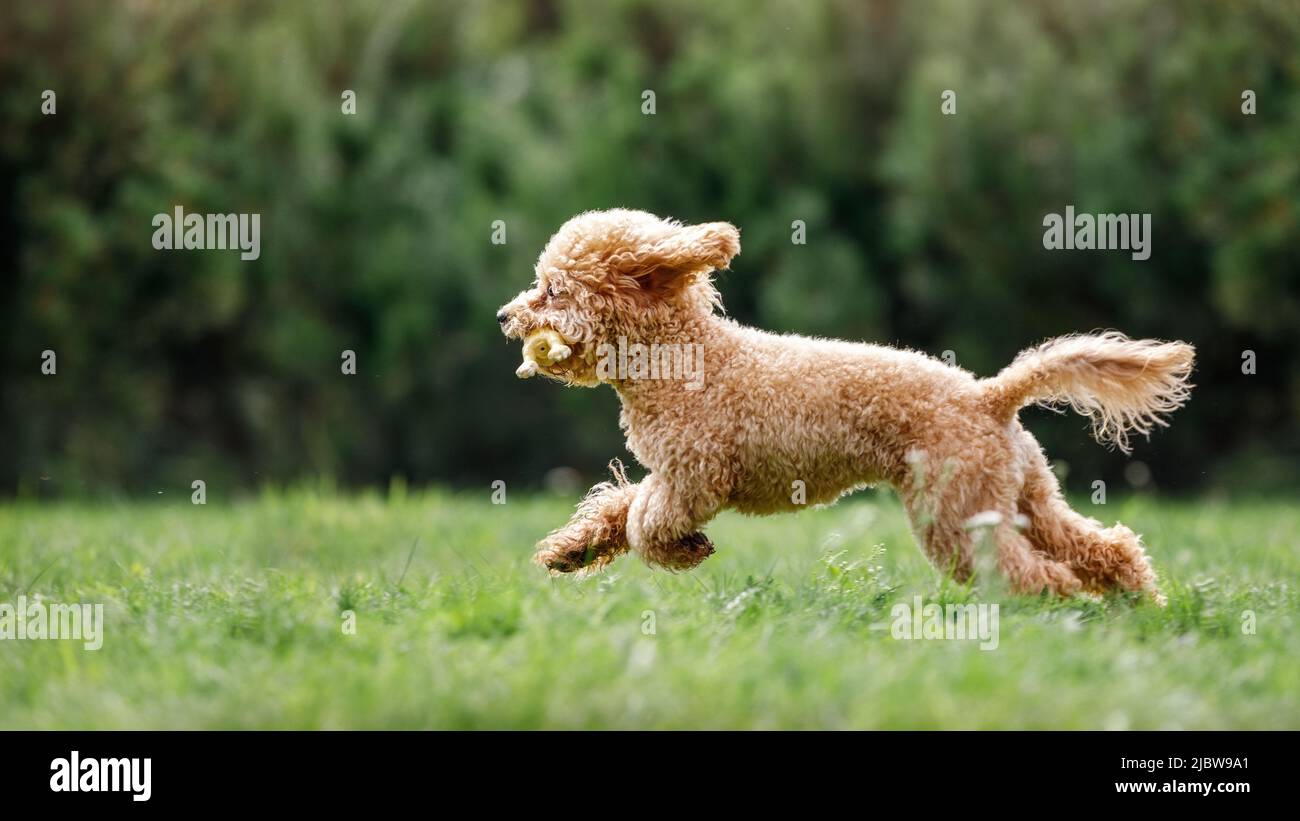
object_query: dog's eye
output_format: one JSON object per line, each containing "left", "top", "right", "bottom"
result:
{"left": 546, "top": 285, "right": 558, "bottom": 299}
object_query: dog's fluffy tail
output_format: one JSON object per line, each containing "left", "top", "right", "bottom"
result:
{"left": 981, "top": 331, "right": 1195, "bottom": 453}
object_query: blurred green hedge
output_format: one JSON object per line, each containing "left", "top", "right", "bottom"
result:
{"left": 2, "top": 0, "right": 1297, "bottom": 496}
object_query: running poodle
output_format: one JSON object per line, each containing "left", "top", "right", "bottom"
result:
{"left": 497, "top": 209, "right": 1194, "bottom": 601}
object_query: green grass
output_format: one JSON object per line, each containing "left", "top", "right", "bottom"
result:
{"left": 1, "top": 487, "right": 1297, "bottom": 729}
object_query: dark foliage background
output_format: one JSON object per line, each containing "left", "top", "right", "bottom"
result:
{"left": 2, "top": 0, "right": 1297, "bottom": 497}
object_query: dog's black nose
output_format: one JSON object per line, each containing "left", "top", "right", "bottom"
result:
{"left": 496, "top": 310, "right": 509, "bottom": 324}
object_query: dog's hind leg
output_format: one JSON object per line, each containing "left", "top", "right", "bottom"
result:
{"left": 625, "top": 472, "right": 720, "bottom": 571}
{"left": 909, "top": 503, "right": 1082, "bottom": 596}
{"left": 900, "top": 483, "right": 976, "bottom": 582}
{"left": 990, "top": 523, "right": 1083, "bottom": 596}
{"left": 902, "top": 448, "right": 1082, "bottom": 596}
{"left": 1015, "top": 431, "right": 1162, "bottom": 602}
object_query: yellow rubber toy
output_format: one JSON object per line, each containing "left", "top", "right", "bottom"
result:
{"left": 516, "top": 328, "right": 572, "bottom": 378}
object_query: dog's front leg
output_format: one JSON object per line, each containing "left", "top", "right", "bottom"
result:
{"left": 535, "top": 476, "right": 639, "bottom": 574}
{"left": 625, "top": 473, "right": 719, "bottom": 571}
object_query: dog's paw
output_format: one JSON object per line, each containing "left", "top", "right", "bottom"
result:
{"left": 534, "top": 534, "right": 624, "bottom": 575}
{"left": 648, "top": 532, "right": 716, "bottom": 571}
{"left": 534, "top": 538, "right": 583, "bottom": 573}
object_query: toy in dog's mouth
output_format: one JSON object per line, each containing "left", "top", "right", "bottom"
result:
{"left": 515, "top": 328, "right": 599, "bottom": 386}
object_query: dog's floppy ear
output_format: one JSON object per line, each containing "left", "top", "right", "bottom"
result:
{"left": 611, "top": 220, "right": 740, "bottom": 297}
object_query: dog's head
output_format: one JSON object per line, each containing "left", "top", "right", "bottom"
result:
{"left": 497, "top": 209, "right": 739, "bottom": 385}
